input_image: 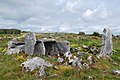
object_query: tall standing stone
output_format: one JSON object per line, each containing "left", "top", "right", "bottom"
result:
{"left": 98, "top": 28, "right": 112, "bottom": 58}
{"left": 25, "top": 32, "right": 36, "bottom": 55}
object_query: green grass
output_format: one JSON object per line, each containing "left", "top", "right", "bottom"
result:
{"left": 0, "top": 33, "right": 120, "bottom": 80}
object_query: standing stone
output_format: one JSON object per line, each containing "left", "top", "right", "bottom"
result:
{"left": 25, "top": 32, "right": 36, "bottom": 55}
{"left": 34, "top": 41, "right": 45, "bottom": 56}
{"left": 97, "top": 28, "right": 112, "bottom": 58}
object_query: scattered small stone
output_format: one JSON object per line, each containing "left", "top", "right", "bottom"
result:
{"left": 112, "top": 70, "right": 120, "bottom": 75}
{"left": 75, "top": 48, "right": 78, "bottom": 52}
{"left": 68, "top": 59, "right": 73, "bottom": 65}
{"left": 77, "top": 61, "right": 82, "bottom": 69}
{"left": 72, "top": 56, "right": 79, "bottom": 67}
{"left": 88, "top": 76, "right": 93, "bottom": 79}
{"left": 77, "top": 52, "right": 85, "bottom": 56}
{"left": 90, "top": 47, "right": 96, "bottom": 53}
{"left": 83, "top": 63, "right": 89, "bottom": 68}
{"left": 82, "top": 45, "right": 89, "bottom": 49}
{"left": 64, "top": 51, "right": 70, "bottom": 58}
{"left": 57, "top": 57, "right": 64, "bottom": 63}
{"left": 53, "top": 66, "right": 59, "bottom": 70}
{"left": 70, "top": 48, "right": 74, "bottom": 53}
{"left": 112, "top": 62, "right": 117, "bottom": 65}
{"left": 47, "top": 74, "right": 58, "bottom": 78}
{"left": 68, "top": 54, "right": 72, "bottom": 60}
{"left": 25, "top": 32, "right": 36, "bottom": 55}
{"left": 87, "top": 56, "right": 93, "bottom": 65}
{"left": 39, "top": 65, "right": 46, "bottom": 76}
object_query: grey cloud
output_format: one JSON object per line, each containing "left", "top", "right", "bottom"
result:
{"left": 0, "top": 0, "right": 119, "bottom": 34}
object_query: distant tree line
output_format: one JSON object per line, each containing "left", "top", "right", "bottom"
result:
{"left": 92, "top": 32, "right": 100, "bottom": 37}
{"left": 78, "top": 31, "right": 101, "bottom": 37}
{"left": 0, "top": 29, "right": 21, "bottom": 34}
{"left": 78, "top": 32, "right": 85, "bottom": 35}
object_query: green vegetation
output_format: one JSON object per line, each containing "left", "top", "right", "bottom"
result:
{"left": 0, "top": 29, "right": 21, "bottom": 34}
{"left": 0, "top": 33, "right": 120, "bottom": 80}
{"left": 78, "top": 31, "right": 85, "bottom": 35}
{"left": 92, "top": 32, "right": 100, "bottom": 37}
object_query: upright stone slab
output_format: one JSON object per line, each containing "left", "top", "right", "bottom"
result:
{"left": 56, "top": 40, "right": 70, "bottom": 55}
{"left": 98, "top": 28, "right": 112, "bottom": 58}
{"left": 25, "top": 32, "right": 36, "bottom": 55}
{"left": 34, "top": 41, "right": 45, "bottom": 56}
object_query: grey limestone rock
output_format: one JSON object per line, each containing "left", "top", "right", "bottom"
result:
{"left": 97, "top": 28, "right": 112, "bottom": 58}
{"left": 21, "top": 57, "right": 52, "bottom": 72}
{"left": 39, "top": 65, "right": 46, "bottom": 76}
{"left": 25, "top": 32, "right": 36, "bottom": 55}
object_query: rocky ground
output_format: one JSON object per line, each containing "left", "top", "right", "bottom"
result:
{"left": 0, "top": 33, "right": 120, "bottom": 80}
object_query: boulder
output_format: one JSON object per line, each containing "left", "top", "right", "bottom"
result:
{"left": 25, "top": 32, "right": 36, "bottom": 55}
{"left": 56, "top": 40, "right": 70, "bottom": 55}
{"left": 21, "top": 57, "right": 52, "bottom": 72}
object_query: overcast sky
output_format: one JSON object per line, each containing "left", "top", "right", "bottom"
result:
{"left": 0, "top": 0, "right": 120, "bottom": 34}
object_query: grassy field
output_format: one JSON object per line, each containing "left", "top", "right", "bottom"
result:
{"left": 0, "top": 33, "right": 120, "bottom": 80}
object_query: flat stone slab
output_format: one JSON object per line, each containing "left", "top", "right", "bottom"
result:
{"left": 6, "top": 45, "right": 24, "bottom": 54}
{"left": 21, "top": 57, "right": 52, "bottom": 72}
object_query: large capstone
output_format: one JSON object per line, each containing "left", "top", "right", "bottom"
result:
{"left": 97, "top": 28, "right": 112, "bottom": 58}
{"left": 25, "top": 32, "right": 36, "bottom": 55}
